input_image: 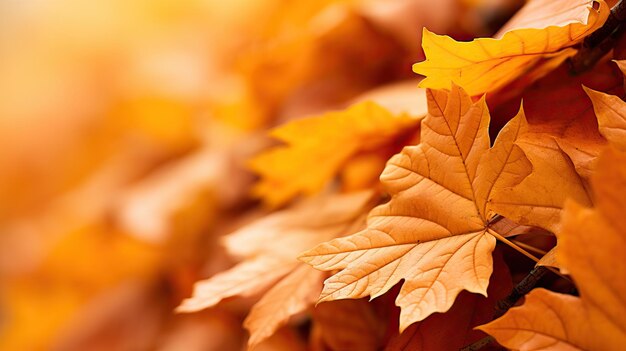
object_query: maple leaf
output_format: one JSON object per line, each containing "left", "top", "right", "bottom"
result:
{"left": 536, "top": 247, "right": 559, "bottom": 269}
{"left": 386, "top": 251, "right": 511, "bottom": 350}
{"left": 585, "top": 80, "right": 626, "bottom": 150}
{"left": 526, "top": 66, "right": 626, "bottom": 268}
{"left": 312, "top": 254, "right": 510, "bottom": 351}
{"left": 413, "top": 0, "right": 609, "bottom": 96}
{"left": 176, "top": 191, "right": 375, "bottom": 348}
{"left": 479, "top": 147, "right": 626, "bottom": 350}
{"left": 249, "top": 101, "right": 421, "bottom": 207}
{"left": 487, "top": 60, "right": 625, "bottom": 233}
{"left": 490, "top": 59, "right": 623, "bottom": 143}
{"left": 489, "top": 136, "right": 594, "bottom": 233}
{"left": 300, "top": 84, "right": 531, "bottom": 331}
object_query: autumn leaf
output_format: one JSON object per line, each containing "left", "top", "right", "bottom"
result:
{"left": 413, "top": 0, "right": 609, "bottom": 96}
{"left": 479, "top": 147, "right": 626, "bottom": 351}
{"left": 310, "top": 258, "right": 512, "bottom": 351}
{"left": 488, "top": 61, "right": 625, "bottom": 233}
{"left": 489, "top": 137, "right": 593, "bottom": 233}
{"left": 536, "top": 247, "right": 559, "bottom": 269}
{"left": 310, "top": 259, "right": 510, "bottom": 351}
{"left": 249, "top": 102, "right": 421, "bottom": 207}
{"left": 177, "top": 191, "right": 375, "bottom": 348}
{"left": 386, "top": 251, "right": 511, "bottom": 351}
{"left": 526, "top": 76, "right": 626, "bottom": 272}
{"left": 300, "top": 84, "right": 531, "bottom": 331}
{"left": 7, "top": 0, "right": 626, "bottom": 349}
{"left": 490, "top": 59, "right": 623, "bottom": 142}
{"left": 243, "top": 265, "right": 324, "bottom": 348}
{"left": 584, "top": 72, "right": 626, "bottom": 150}
{"left": 589, "top": 89, "right": 626, "bottom": 147}
{"left": 352, "top": 79, "right": 428, "bottom": 117}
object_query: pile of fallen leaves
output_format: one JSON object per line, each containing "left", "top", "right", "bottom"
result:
{"left": 2, "top": 0, "right": 626, "bottom": 350}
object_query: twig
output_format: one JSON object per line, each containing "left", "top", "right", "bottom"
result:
{"left": 494, "top": 266, "right": 549, "bottom": 318}
{"left": 586, "top": 0, "right": 626, "bottom": 48}
{"left": 459, "top": 266, "right": 551, "bottom": 351}
{"left": 459, "top": 336, "right": 496, "bottom": 351}
{"left": 457, "top": 6, "right": 625, "bottom": 350}
{"left": 570, "top": 0, "right": 626, "bottom": 74}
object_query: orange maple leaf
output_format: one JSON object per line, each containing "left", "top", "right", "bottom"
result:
{"left": 300, "top": 84, "right": 531, "bottom": 331}
{"left": 487, "top": 60, "right": 626, "bottom": 234}
{"left": 479, "top": 147, "right": 626, "bottom": 350}
{"left": 177, "top": 191, "right": 375, "bottom": 348}
{"left": 386, "top": 251, "right": 512, "bottom": 350}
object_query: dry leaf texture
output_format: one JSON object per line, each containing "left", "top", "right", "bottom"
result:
{"left": 480, "top": 147, "right": 626, "bottom": 350}
{"left": 413, "top": 0, "right": 609, "bottom": 96}
{"left": 301, "top": 84, "right": 531, "bottom": 331}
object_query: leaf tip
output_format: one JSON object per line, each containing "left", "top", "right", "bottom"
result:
{"left": 173, "top": 300, "right": 198, "bottom": 314}
{"left": 421, "top": 27, "right": 434, "bottom": 39}
{"left": 581, "top": 84, "right": 597, "bottom": 98}
{"left": 296, "top": 247, "right": 316, "bottom": 265}
{"left": 514, "top": 101, "right": 528, "bottom": 126}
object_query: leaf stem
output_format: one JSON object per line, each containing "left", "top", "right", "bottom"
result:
{"left": 486, "top": 228, "right": 539, "bottom": 264}
{"left": 494, "top": 266, "right": 549, "bottom": 318}
{"left": 459, "top": 336, "right": 497, "bottom": 351}
{"left": 486, "top": 219, "right": 567, "bottom": 280}
{"left": 510, "top": 240, "right": 547, "bottom": 256}
{"left": 459, "top": 266, "right": 555, "bottom": 351}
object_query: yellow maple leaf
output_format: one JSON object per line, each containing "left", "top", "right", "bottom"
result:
{"left": 413, "top": 0, "right": 609, "bottom": 96}
{"left": 300, "top": 84, "right": 531, "bottom": 331}
{"left": 176, "top": 191, "right": 375, "bottom": 348}
{"left": 479, "top": 147, "right": 626, "bottom": 350}
{"left": 249, "top": 101, "right": 421, "bottom": 207}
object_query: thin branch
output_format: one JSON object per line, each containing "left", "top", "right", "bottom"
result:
{"left": 570, "top": 0, "right": 626, "bottom": 74}
{"left": 494, "top": 266, "right": 549, "bottom": 318}
{"left": 459, "top": 266, "right": 550, "bottom": 351}
{"left": 587, "top": 0, "right": 626, "bottom": 47}
{"left": 459, "top": 336, "right": 496, "bottom": 351}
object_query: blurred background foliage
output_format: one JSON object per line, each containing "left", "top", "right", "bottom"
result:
{"left": 0, "top": 0, "right": 523, "bottom": 349}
